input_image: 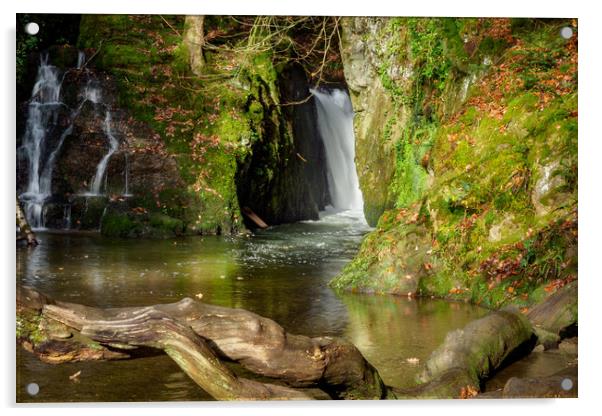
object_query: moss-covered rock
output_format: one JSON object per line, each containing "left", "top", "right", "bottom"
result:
{"left": 334, "top": 18, "right": 578, "bottom": 306}
{"left": 100, "top": 202, "right": 185, "bottom": 239}
{"left": 75, "top": 15, "right": 328, "bottom": 235}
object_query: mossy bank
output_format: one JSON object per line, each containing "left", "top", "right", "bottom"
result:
{"left": 18, "top": 15, "right": 330, "bottom": 238}
{"left": 332, "top": 18, "right": 578, "bottom": 308}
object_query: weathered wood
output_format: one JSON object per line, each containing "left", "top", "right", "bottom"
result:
{"left": 16, "top": 198, "right": 37, "bottom": 246}
{"left": 16, "top": 284, "right": 576, "bottom": 400}
{"left": 18, "top": 285, "right": 385, "bottom": 400}
{"left": 44, "top": 303, "right": 309, "bottom": 400}
{"left": 183, "top": 16, "right": 205, "bottom": 76}
{"left": 527, "top": 281, "right": 578, "bottom": 348}
{"left": 242, "top": 206, "right": 269, "bottom": 229}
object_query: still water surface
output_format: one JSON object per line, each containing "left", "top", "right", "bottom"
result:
{"left": 17, "top": 210, "right": 489, "bottom": 402}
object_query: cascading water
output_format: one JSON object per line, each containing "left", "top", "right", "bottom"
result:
{"left": 311, "top": 88, "right": 365, "bottom": 220}
{"left": 19, "top": 54, "right": 66, "bottom": 228}
{"left": 89, "top": 111, "right": 119, "bottom": 195}
{"left": 19, "top": 53, "right": 127, "bottom": 229}
{"left": 76, "top": 51, "right": 86, "bottom": 69}
{"left": 123, "top": 152, "right": 132, "bottom": 197}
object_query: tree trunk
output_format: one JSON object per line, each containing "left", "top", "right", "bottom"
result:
{"left": 527, "top": 281, "right": 578, "bottom": 348}
{"left": 183, "top": 16, "right": 205, "bottom": 76}
{"left": 17, "top": 285, "right": 385, "bottom": 400}
{"left": 16, "top": 198, "right": 37, "bottom": 246}
{"left": 16, "top": 282, "right": 577, "bottom": 400}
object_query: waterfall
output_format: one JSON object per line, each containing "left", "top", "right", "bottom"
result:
{"left": 123, "top": 152, "right": 132, "bottom": 197}
{"left": 89, "top": 111, "right": 119, "bottom": 195}
{"left": 311, "top": 88, "right": 365, "bottom": 216}
{"left": 63, "top": 204, "right": 72, "bottom": 229}
{"left": 19, "top": 54, "right": 66, "bottom": 228}
{"left": 18, "top": 53, "right": 117, "bottom": 229}
{"left": 77, "top": 51, "right": 86, "bottom": 69}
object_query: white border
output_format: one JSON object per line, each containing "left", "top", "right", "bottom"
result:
{"left": 2, "top": 1, "right": 601, "bottom": 415}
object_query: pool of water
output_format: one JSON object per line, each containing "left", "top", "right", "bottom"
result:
{"left": 17, "top": 210, "right": 489, "bottom": 402}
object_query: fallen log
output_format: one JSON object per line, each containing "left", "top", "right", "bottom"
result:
{"left": 16, "top": 198, "right": 37, "bottom": 246}
{"left": 395, "top": 308, "right": 535, "bottom": 399}
{"left": 45, "top": 304, "right": 310, "bottom": 400}
{"left": 242, "top": 206, "right": 269, "bottom": 229}
{"left": 16, "top": 282, "right": 577, "bottom": 400}
{"left": 17, "top": 285, "right": 385, "bottom": 400}
{"left": 527, "top": 281, "right": 578, "bottom": 348}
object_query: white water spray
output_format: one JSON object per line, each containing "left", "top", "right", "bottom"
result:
{"left": 123, "top": 152, "right": 132, "bottom": 197}
{"left": 19, "top": 54, "right": 65, "bottom": 228}
{"left": 89, "top": 111, "right": 119, "bottom": 195}
{"left": 19, "top": 53, "right": 125, "bottom": 229}
{"left": 77, "top": 51, "right": 86, "bottom": 69}
{"left": 311, "top": 88, "right": 365, "bottom": 220}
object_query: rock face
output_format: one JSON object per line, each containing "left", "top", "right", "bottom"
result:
{"left": 339, "top": 18, "right": 398, "bottom": 226}
{"left": 17, "top": 16, "right": 331, "bottom": 237}
{"left": 16, "top": 48, "right": 184, "bottom": 235}
{"left": 236, "top": 64, "right": 330, "bottom": 227}
{"left": 333, "top": 18, "right": 578, "bottom": 306}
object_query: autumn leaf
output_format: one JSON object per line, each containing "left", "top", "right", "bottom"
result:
{"left": 459, "top": 384, "right": 479, "bottom": 399}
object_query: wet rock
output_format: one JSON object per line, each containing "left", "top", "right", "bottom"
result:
{"left": 339, "top": 19, "right": 397, "bottom": 226}
{"left": 558, "top": 337, "right": 578, "bottom": 355}
{"left": 528, "top": 281, "right": 578, "bottom": 346}
{"left": 41, "top": 200, "right": 71, "bottom": 230}
{"left": 502, "top": 366, "right": 577, "bottom": 398}
{"left": 236, "top": 64, "right": 329, "bottom": 228}
{"left": 331, "top": 222, "right": 434, "bottom": 295}
{"left": 70, "top": 195, "right": 108, "bottom": 230}
{"left": 531, "top": 160, "right": 569, "bottom": 217}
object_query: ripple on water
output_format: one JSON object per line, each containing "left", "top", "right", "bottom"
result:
{"left": 17, "top": 210, "right": 489, "bottom": 400}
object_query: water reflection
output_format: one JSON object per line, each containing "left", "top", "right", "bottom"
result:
{"left": 17, "top": 211, "right": 489, "bottom": 401}
{"left": 340, "top": 293, "right": 488, "bottom": 388}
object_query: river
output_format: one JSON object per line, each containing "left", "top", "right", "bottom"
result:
{"left": 18, "top": 209, "right": 490, "bottom": 402}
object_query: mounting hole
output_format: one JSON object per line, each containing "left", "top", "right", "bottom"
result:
{"left": 26, "top": 382, "right": 39, "bottom": 396}
{"left": 561, "top": 378, "right": 573, "bottom": 391}
{"left": 560, "top": 26, "right": 573, "bottom": 40}
{"left": 25, "top": 22, "right": 40, "bottom": 35}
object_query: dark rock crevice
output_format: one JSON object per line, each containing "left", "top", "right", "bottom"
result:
{"left": 236, "top": 64, "right": 330, "bottom": 229}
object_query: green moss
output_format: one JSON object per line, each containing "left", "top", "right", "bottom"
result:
{"left": 77, "top": 15, "right": 295, "bottom": 235}
{"left": 100, "top": 211, "right": 139, "bottom": 238}
{"left": 149, "top": 213, "right": 184, "bottom": 234}
{"left": 16, "top": 312, "right": 46, "bottom": 345}
{"left": 335, "top": 18, "right": 577, "bottom": 307}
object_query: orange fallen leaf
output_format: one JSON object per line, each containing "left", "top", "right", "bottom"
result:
{"left": 459, "top": 384, "right": 479, "bottom": 399}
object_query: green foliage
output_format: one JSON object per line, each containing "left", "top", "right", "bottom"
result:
{"left": 334, "top": 18, "right": 577, "bottom": 308}
{"left": 390, "top": 121, "right": 436, "bottom": 208}
{"left": 77, "top": 15, "right": 296, "bottom": 234}
{"left": 100, "top": 211, "right": 139, "bottom": 238}
{"left": 16, "top": 35, "right": 39, "bottom": 84}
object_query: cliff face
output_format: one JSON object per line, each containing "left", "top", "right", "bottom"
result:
{"left": 16, "top": 15, "right": 330, "bottom": 237}
{"left": 76, "top": 15, "right": 330, "bottom": 235}
{"left": 333, "top": 18, "right": 577, "bottom": 308}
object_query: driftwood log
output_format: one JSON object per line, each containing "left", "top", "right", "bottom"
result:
{"left": 16, "top": 198, "right": 37, "bottom": 246}
{"left": 16, "top": 281, "right": 577, "bottom": 400}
